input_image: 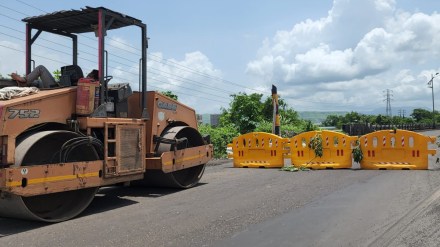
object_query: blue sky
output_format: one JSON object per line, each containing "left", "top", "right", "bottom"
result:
{"left": 1, "top": 0, "right": 440, "bottom": 115}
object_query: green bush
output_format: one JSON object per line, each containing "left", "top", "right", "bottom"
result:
{"left": 255, "top": 120, "right": 272, "bottom": 133}
{"left": 199, "top": 124, "right": 239, "bottom": 158}
{"left": 255, "top": 120, "right": 307, "bottom": 138}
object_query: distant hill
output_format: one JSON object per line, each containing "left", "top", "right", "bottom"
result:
{"left": 359, "top": 106, "right": 427, "bottom": 117}
{"left": 298, "top": 111, "right": 347, "bottom": 124}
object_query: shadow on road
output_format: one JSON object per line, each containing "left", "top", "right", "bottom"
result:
{"left": 82, "top": 185, "right": 185, "bottom": 216}
{"left": 0, "top": 218, "right": 45, "bottom": 238}
{"left": 0, "top": 183, "right": 207, "bottom": 237}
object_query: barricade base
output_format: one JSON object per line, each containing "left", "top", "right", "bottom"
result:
{"left": 360, "top": 162, "right": 427, "bottom": 170}
{"left": 235, "top": 161, "right": 283, "bottom": 168}
{"left": 293, "top": 162, "right": 352, "bottom": 169}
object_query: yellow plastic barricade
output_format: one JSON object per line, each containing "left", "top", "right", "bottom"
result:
{"left": 359, "top": 130, "right": 436, "bottom": 170}
{"left": 231, "top": 132, "right": 288, "bottom": 168}
{"left": 289, "top": 130, "right": 357, "bottom": 169}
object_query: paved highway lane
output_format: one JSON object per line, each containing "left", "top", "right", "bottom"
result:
{"left": 217, "top": 170, "right": 440, "bottom": 247}
{"left": 1, "top": 130, "right": 440, "bottom": 247}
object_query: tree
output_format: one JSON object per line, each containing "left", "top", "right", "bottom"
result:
{"left": 343, "top": 111, "right": 363, "bottom": 123}
{"left": 198, "top": 123, "right": 239, "bottom": 158}
{"left": 281, "top": 108, "right": 302, "bottom": 125}
{"left": 221, "top": 92, "right": 264, "bottom": 134}
{"left": 262, "top": 97, "right": 287, "bottom": 121}
{"left": 410, "top": 108, "right": 432, "bottom": 123}
{"left": 262, "top": 96, "right": 302, "bottom": 124}
{"left": 305, "top": 120, "right": 317, "bottom": 131}
{"left": 161, "top": 90, "right": 178, "bottom": 100}
{"left": 322, "top": 115, "right": 343, "bottom": 127}
{"left": 220, "top": 92, "right": 308, "bottom": 135}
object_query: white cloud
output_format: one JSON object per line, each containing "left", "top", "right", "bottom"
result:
{"left": 375, "top": 0, "right": 396, "bottom": 12}
{"left": 94, "top": 35, "right": 227, "bottom": 114}
{"left": 108, "top": 36, "right": 139, "bottom": 54}
{"left": 246, "top": 0, "right": 440, "bottom": 112}
{"left": 147, "top": 51, "right": 225, "bottom": 113}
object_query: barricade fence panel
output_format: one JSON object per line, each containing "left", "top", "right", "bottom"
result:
{"left": 359, "top": 129, "right": 436, "bottom": 170}
{"left": 289, "top": 130, "right": 357, "bottom": 169}
{"left": 231, "top": 132, "right": 289, "bottom": 168}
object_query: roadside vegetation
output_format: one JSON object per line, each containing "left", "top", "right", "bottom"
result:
{"left": 199, "top": 92, "right": 316, "bottom": 158}
{"left": 198, "top": 92, "right": 438, "bottom": 158}
{"left": 320, "top": 109, "right": 437, "bottom": 128}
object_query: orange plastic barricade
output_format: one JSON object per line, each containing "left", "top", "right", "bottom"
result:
{"left": 231, "top": 132, "right": 288, "bottom": 168}
{"left": 359, "top": 130, "right": 436, "bottom": 170}
{"left": 289, "top": 130, "right": 357, "bottom": 169}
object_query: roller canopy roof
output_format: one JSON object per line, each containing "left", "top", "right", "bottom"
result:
{"left": 22, "top": 6, "right": 144, "bottom": 34}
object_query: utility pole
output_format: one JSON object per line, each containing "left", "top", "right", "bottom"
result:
{"left": 383, "top": 89, "right": 393, "bottom": 118}
{"left": 272, "top": 85, "right": 280, "bottom": 136}
{"left": 398, "top": 109, "right": 406, "bottom": 118}
{"left": 427, "top": 73, "right": 439, "bottom": 129}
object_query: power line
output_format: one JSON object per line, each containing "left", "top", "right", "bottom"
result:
{"left": 148, "top": 67, "right": 236, "bottom": 94}
{"left": 2, "top": 1, "right": 384, "bottom": 110}
{"left": 0, "top": 3, "right": 32, "bottom": 16}
{"left": 0, "top": 42, "right": 228, "bottom": 105}
{"left": 148, "top": 53, "right": 266, "bottom": 93}
{"left": 0, "top": 12, "right": 22, "bottom": 22}
{"left": 0, "top": 42, "right": 230, "bottom": 103}
{"left": 8, "top": 1, "right": 265, "bottom": 94}
{"left": 0, "top": 27, "right": 233, "bottom": 99}
{"left": 14, "top": 0, "right": 46, "bottom": 13}
{"left": 147, "top": 77, "right": 230, "bottom": 101}
{"left": 147, "top": 84, "right": 229, "bottom": 104}
{"left": 0, "top": 9, "right": 237, "bottom": 98}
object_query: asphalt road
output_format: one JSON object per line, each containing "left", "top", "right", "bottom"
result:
{"left": 1, "top": 130, "right": 440, "bottom": 247}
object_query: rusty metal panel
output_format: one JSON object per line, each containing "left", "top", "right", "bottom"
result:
{"left": 0, "top": 169, "right": 5, "bottom": 188}
{"left": 0, "top": 88, "right": 77, "bottom": 164}
{"left": 0, "top": 160, "right": 145, "bottom": 197}
{"left": 1, "top": 161, "right": 103, "bottom": 197}
{"left": 127, "top": 91, "right": 199, "bottom": 155}
{"left": 116, "top": 124, "right": 145, "bottom": 174}
{"left": 160, "top": 144, "right": 213, "bottom": 173}
{"left": 78, "top": 117, "right": 144, "bottom": 129}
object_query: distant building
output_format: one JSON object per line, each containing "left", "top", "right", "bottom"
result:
{"left": 210, "top": 114, "right": 220, "bottom": 126}
{"left": 197, "top": 114, "right": 221, "bottom": 126}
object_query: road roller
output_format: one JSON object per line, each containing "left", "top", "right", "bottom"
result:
{"left": 0, "top": 7, "right": 213, "bottom": 222}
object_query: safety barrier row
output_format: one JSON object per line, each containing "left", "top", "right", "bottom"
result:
{"left": 229, "top": 130, "right": 437, "bottom": 170}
